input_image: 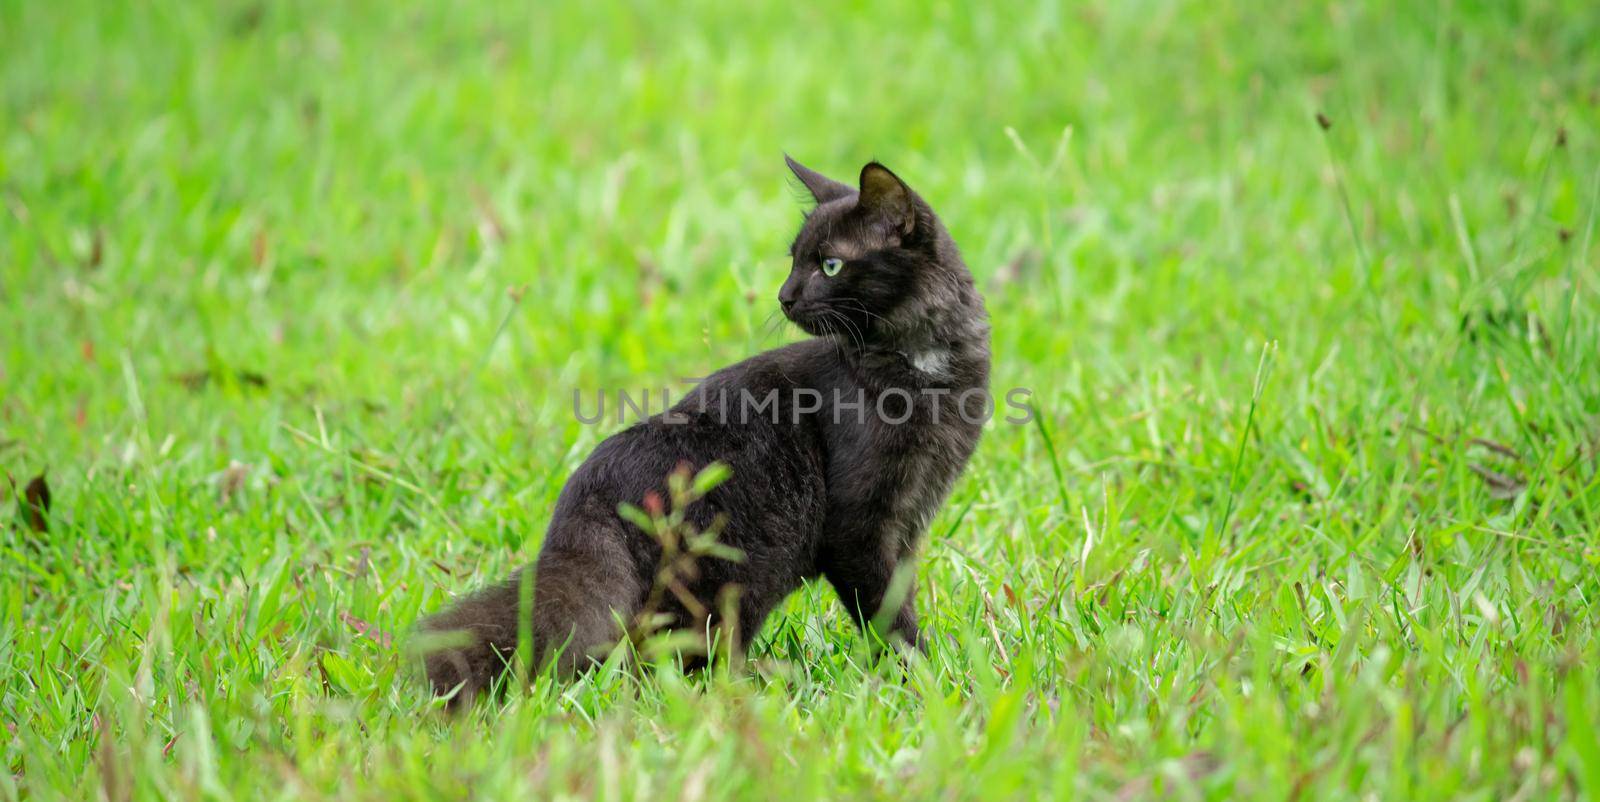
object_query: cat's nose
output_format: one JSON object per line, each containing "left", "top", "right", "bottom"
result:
{"left": 778, "top": 274, "right": 803, "bottom": 312}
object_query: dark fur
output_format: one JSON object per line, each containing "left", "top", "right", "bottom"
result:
{"left": 419, "top": 158, "right": 990, "bottom": 706}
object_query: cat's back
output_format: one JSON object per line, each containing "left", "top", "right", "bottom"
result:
{"left": 546, "top": 340, "right": 833, "bottom": 562}
{"left": 681, "top": 338, "right": 839, "bottom": 413}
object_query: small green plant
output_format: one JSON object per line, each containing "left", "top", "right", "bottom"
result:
{"left": 617, "top": 462, "right": 745, "bottom": 668}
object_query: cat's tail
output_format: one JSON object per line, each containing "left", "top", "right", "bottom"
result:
{"left": 417, "top": 572, "right": 524, "bottom": 709}
{"left": 417, "top": 534, "right": 644, "bottom": 709}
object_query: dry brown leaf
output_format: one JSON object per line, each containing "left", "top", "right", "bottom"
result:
{"left": 1468, "top": 438, "right": 1520, "bottom": 460}
{"left": 218, "top": 461, "right": 250, "bottom": 502}
{"left": 1469, "top": 464, "right": 1526, "bottom": 500}
{"left": 85, "top": 229, "right": 104, "bottom": 269}
{"left": 21, "top": 472, "right": 50, "bottom": 533}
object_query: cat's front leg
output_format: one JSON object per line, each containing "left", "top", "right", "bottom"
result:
{"left": 821, "top": 549, "right": 923, "bottom": 651}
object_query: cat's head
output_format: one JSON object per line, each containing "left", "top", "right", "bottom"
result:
{"left": 779, "top": 157, "right": 979, "bottom": 348}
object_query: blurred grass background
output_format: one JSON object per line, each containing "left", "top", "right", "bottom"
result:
{"left": 3, "top": 0, "right": 1599, "bottom": 798}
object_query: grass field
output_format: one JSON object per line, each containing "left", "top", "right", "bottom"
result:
{"left": 4, "top": 0, "right": 1600, "bottom": 798}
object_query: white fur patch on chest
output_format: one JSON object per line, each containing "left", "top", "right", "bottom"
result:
{"left": 907, "top": 347, "right": 952, "bottom": 377}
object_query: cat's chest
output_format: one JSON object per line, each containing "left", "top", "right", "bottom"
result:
{"left": 822, "top": 383, "right": 984, "bottom": 542}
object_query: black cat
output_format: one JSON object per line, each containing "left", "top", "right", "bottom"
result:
{"left": 420, "top": 158, "right": 991, "bottom": 706}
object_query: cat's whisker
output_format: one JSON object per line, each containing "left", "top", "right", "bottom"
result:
{"left": 824, "top": 306, "right": 869, "bottom": 352}
{"left": 829, "top": 297, "right": 891, "bottom": 326}
{"left": 819, "top": 312, "right": 857, "bottom": 363}
{"left": 832, "top": 304, "right": 887, "bottom": 325}
{"left": 825, "top": 309, "right": 866, "bottom": 353}
{"left": 816, "top": 314, "right": 851, "bottom": 362}
{"left": 758, "top": 311, "right": 789, "bottom": 345}
{"left": 820, "top": 311, "right": 848, "bottom": 351}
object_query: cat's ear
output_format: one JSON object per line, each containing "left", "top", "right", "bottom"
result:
{"left": 785, "top": 154, "right": 854, "bottom": 205}
{"left": 857, "top": 162, "right": 915, "bottom": 235}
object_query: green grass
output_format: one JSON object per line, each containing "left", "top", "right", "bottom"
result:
{"left": 4, "top": 0, "right": 1600, "bottom": 798}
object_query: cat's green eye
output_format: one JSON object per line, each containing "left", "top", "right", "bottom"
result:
{"left": 821, "top": 257, "right": 844, "bottom": 277}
